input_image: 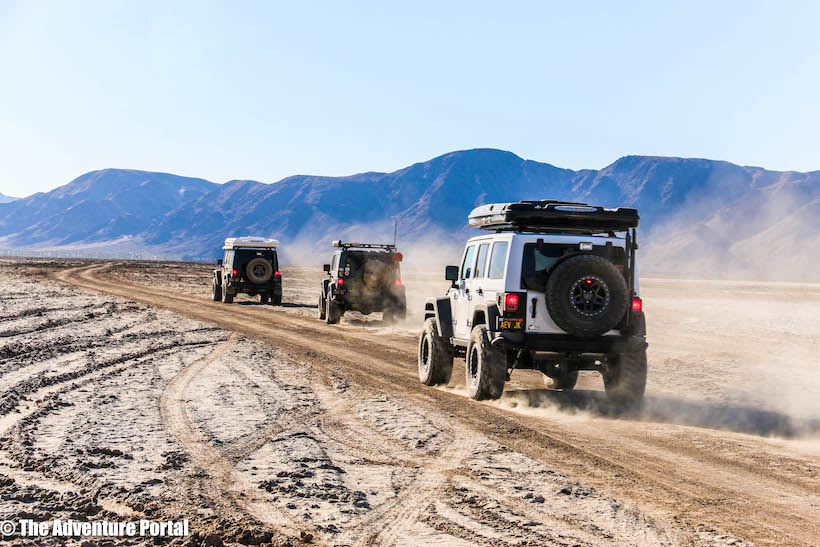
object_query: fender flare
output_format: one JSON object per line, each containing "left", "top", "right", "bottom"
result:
{"left": 472, "top": 303, "right": 501, "bottom": 332}
{"left": 321, "top": 278, "right": 330, "bottom": 297}
{"left": 424, "top": 296, "right": 454, "bottom": 339}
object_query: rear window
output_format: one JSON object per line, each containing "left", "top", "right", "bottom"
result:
{"left": 521, "top": 242, "right": 624, "bottom": 278}
{"left": 234, "top": 249, "right": 278, "bottom": 269}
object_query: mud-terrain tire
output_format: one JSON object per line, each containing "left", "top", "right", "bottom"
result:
{"left": 418, "top": 318, "right": 454, "bottom": 386}
{"left": 466, "top": 325, "right": 506, "bottom": 400}
{"left": 544, "top": 370, "right": 579, "bottom": 390}
{"left": 260, "top": 294, "right": 269, "bottom": 304}
{"left": 246, "top": 258, "right": 273, "bottom": 284}
{"left": 318, "top": 291, "right": 327, "bottom": 320}
{"left": 603, "top": 349, "right": 647, "bottom": 407}
{"left": 212, "top": 278, "right": 222, "bottom": 301}
{"left": 271, "top": 293, "right": 282, "bottom": 306}
{"left": 326, "top": 298, "right": 341, "bottom": 324}
{"left": 546, "top": 255, "right": 628, "bottom": 338}
{"left": 222, "top": 288, "right": 234, "bottom": 304}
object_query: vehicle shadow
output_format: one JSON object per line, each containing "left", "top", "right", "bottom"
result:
{"left": 234, "top": 302, "right": 314, "bottom": 309}
{"left": 501, "top": 388, "right": 820, "bottom": 439}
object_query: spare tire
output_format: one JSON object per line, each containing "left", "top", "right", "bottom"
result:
{"left": 246, "top": 258, "right": 273, "bottom": 284}
{"left": 546, "top": 255, "right": 628, "bottom": 338}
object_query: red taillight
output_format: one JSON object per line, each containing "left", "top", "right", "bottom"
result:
{"left": 274, "top": 271, "right": 280, "bottom": 276}
{"left": 504, "top": 293, "right": 519, "bottom": 312}
{"left": 395, "top": 279, "right": 402, "bottom": 286}
{"left": 337, "top": 278, "right": 344, "bottom": 286}
{"left": 232, "top": 270, "right": 238, "bottom": 276}
{"left": 632, "top": 297, "right": 642, "bottom": 313}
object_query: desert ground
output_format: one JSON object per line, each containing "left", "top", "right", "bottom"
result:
{"left": 0, "top": 257, "right": 818, "bottom": 546}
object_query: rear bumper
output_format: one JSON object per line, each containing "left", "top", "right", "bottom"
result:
{"left": 227, "top": 281, "right": 282, "bottom": 295}
{"left": 491, "top": 331, "right": 646, "bottom": 354}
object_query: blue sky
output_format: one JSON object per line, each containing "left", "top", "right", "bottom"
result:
{"left": 1, "top": 1, "right": 819, "bottom": 197}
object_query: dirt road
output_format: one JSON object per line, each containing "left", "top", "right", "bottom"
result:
{"left": 1, "top": 258, "right": 818, "bottom": 545}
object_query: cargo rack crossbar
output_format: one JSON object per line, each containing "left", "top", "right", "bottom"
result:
{"left": 331, "top": 240, "right": 397, "bottom": 251}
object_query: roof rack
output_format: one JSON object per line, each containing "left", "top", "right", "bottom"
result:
{"left": 331, "top": 240, "right": 397, "bottom": 251}
{"left": 468, "top": 200, "right": 639, "bottom": 234}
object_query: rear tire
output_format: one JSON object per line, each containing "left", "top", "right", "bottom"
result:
{"left": 212, "top": 278, "right": 222, "bottom": 301}
{"left": 271, "top": 293, "right": 282, "bottom": 305}
{"left": 222, "top": 289, "right": 233, "bottom": 304}
{"left": 418, "top": 318, "right": 454, "bottom": 386}
{"left": 466, "top": 325, "right": 506, "bottom": 400}
{"left": 603, "top": 349, "right": 647, "bottom": 407}
{"left": 383, "top": 308, "right": 394, "bottom": 324}
{"left": 326, "top": 298, "right": 341, "bottom": 324}
{"left": 260, "top": 294, "right": 269, "bottom": 304}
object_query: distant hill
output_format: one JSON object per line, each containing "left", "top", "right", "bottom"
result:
{"left": 0, "top": 193, "right": 18, "bottom": 204}
{"left": 0, "top": 150, "right": 817, "bottom": 280}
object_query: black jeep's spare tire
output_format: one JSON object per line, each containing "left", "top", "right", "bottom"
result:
{"left": 246, "top": 258, "right": 273, "bottom": 284}
{"left": 546, "top": 254, "right": 628, "bottom": 338}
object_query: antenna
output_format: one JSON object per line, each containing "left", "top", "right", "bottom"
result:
{"left": 393, "top": 219, "right": 398, "bottom": 247}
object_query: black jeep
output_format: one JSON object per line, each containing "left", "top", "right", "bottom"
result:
{"left": 212, "top": 237, "right": 282, "bottom": 304}
{"left": 318, "top": 241, "right": 407, "bottom": 324}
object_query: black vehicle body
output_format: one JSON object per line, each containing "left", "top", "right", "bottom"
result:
{"left": 213, "top": 246, "right": 282, "bottom": 304}
{"left": 319, "top": 242, "right": 406, "bottom": 324}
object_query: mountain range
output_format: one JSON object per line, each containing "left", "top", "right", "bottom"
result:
{"left": 0, "top": 149, "right": 817, "bottom": 280}
{"left": 0, "top": 193, "right": 18, "bottom": 204}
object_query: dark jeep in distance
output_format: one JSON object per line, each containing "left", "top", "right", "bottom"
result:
{"left": 213, "top": 237, "right": 282, "bottom": 304}
{"left": 318, "top": 240, "right": 407, "bottom": 324}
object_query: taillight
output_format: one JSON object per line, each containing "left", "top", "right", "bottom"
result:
{"left": 232, "top": 269, "right": 238, "bottom": 276}
{"left": 395, "top": 279, "right": 402, "bottom": 286}
{"left": 632, "top": 297, "right": 642, "bottom": 314}
{"left": 504, "top": 293, "right": 519, "bottom": 313}
{"left": 274, "top": 271, "right": 280, "bottom": 276}
{"left": 337, "top": 278, "right": 344, "bottom": 286}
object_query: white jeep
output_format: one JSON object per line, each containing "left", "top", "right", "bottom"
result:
{"left": 418, "top": 200, "right": 647, "bottom": 406}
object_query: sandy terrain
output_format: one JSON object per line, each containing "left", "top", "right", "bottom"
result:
{"left": 0, "top": 257, "right": 818, "bottom": 546}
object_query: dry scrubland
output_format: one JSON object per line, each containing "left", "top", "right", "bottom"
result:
{"left": 0, "top": 257, "right": 817, "bottom": 546}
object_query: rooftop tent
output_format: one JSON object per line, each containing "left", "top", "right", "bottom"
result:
{"left": 468, "top": 200, "right": 639, "bottom": 234}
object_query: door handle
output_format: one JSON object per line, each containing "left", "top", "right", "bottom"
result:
{"left": 531, "top": 297, "right": 537, "bottom": 318}
{"left": 477, "top": 288, "right": 483, "bottom": 295}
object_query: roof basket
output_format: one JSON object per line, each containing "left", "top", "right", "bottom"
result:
{"left": 331, "top": 240, "right": 397, "bottom": 251}
{"left": 468, "top": 200, "right": 639, "bottom": 234}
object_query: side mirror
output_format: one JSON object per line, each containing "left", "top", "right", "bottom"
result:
{"left": 217, "top": 259, "right": 223, "bottom": 267}
{"left": 445, "top": 265, "right": 459, "bottom": 281}
{"left": 323, "top": 264, "right": 331, "bottom": 272}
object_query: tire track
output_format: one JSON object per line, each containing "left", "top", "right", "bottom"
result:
{"left": 53, "top": 262, "right": 820, "bottom": 546}
{"left": 158, "top": 333, "right": 316, "bottom": 540}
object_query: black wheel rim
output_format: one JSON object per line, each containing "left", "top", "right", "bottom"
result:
{"left": 570, "top": 275, "right": 610, "bottom": 317}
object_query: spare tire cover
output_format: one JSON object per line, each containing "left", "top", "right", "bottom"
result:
{"left": 545, "top": 254, "right": 628, "bottom": 338}
{"left": 246, "top": 257, "right": 273, "bottom": 284}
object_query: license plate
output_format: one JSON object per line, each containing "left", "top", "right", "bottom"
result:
{"left": 500, "top": 319, "right": 523, "bottom": 330}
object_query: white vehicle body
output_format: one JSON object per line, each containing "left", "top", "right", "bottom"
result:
{"left": 450, "top": 232, "right": 638, "bottom": 342}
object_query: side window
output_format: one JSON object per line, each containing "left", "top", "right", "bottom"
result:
{"left": 331, "top": 254, "right": 339, "bottom": 271}
{"left": 461, "top": 245, "right": 477, "bottom": 279}
{"left": 223, "top": 251, "right": 230, "bottom": 265}
{"left": 488, "top": 242, "right": 509, "bottom": 279}
{"left": 474, "top": 243, "right": 490, "bottom": 278}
